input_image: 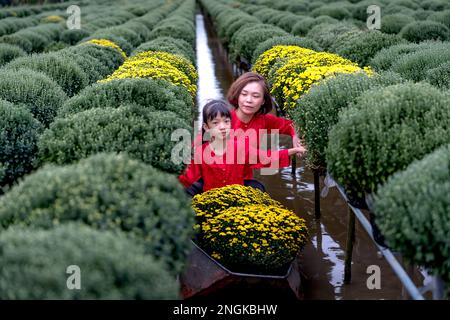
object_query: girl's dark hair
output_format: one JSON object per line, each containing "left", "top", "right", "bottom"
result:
{"left": 202, "top": 99, "right": 232, "bottom": 143}
{"left": 226, "top": 72, "right": 273, "bottom": 115}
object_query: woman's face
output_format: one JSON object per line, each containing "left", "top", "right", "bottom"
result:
{"left": 237, "top": 81, "right": 265, "bottom": 116}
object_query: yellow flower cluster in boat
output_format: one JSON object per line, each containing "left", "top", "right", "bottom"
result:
{"left": 192, "top": 185, "right": 309, "bottom": 273}
{"left": 192, "top": 184, "right": 281, "bottom": 222}
{"left": 198, "top": 203, "right": 308, "bottom": 272}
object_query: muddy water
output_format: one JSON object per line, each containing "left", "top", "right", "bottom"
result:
{"left": 195, "top": 12, "right": 429, "bottom": 300}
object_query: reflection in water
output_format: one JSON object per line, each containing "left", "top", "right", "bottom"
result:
{"left": 280, "top": 167, "right": 314, "bottom": 192}
{"left": 311, "top": 223, "right": 345, "bottom": 299}
{"left": 195, "top": 14, "right": 223, "bottom": 129}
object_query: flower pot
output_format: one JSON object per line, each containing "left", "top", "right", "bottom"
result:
{"left": 365, "top": 193, "right": 389, "bottom": 249}
{"left": 179, "top": 241, "right": 304, "bottom": 300}
{"left": 345, "top": 188, "right": 368, "bottom": 210}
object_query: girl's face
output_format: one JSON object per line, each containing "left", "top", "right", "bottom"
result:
{"left": 237, "top": 81, "right": 265, "bottom": 116}
{"left": 203, "top": 114, "right": 231, "bottom": 141}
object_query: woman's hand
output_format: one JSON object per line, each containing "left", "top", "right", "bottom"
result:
{"left": 292, "top": 134, "right": 307, "bottom": 157}
{"left": 293, "top": 135, "right": 302, "bottom": 148}
{"left": 288, "top": 145, "right": 307, "bottom": 157}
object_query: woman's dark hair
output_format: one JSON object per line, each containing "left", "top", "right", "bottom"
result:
{"left": 226, "top": 72, "right": 273, "bottom": 115}
{"left": 201, "top": 99, "right": 232, "bottom": 143}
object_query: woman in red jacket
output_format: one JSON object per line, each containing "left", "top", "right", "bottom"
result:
{"left": 227, "top": 72, "right": 304, "bottom": 181}
{"left": 179, "top": 100, "right": 305, "bottom": 196}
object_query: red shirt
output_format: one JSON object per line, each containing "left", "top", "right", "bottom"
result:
{"left": 231, "top": 109, "right": 296, "bottom": 139}
{"left": 230, "top": 109, "right": 296, "bottom": 179}
{"left": 179, "top": 138, "right": 290, "bottom": 192}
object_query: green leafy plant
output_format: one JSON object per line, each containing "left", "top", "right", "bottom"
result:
{"left": 0, "top": 153, "right": 194, "bottom": 274}
{"left": 39, "top": 105, "right": 192, "bottom": 174}
{"left": 289, "top": 71, "right": 404, "bottom": 171}
{"left": 0, "top": 223, "right": 179, "bottom": 299}
{"left": 327, "top": 82, "right": 450, "bottom": 198}
{"left": 4, "top": 53, "right": 88, "bottom": 97}
{"left": 59, "top": 78, "right": 193, "bottom": 122}
{"left": 0, "top": 68, "right": 67, "bottom": 127}
{"left": 0, "top": 100, "right": 42, "bottom": 188}
{"left": 374, "top": 144, "right": 450, "bottom": 291}
{"left": 399, "top": 21, "right": 449, "bottom": 42}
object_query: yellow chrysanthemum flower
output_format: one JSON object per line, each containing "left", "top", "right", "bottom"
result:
{"left": 193, "top": 185, "right": 309, "bottom": 274}
{"left": 252, "top": 45, "right": 316, "bottom": 78}
{"left": 98, "top": 51, "right": 197, "bottom": 98}
{"left": 41, "top": 15, "right": 64, "bottom": 23}
{"left": 82, "top": 39, "right": 127, "bottom": 58}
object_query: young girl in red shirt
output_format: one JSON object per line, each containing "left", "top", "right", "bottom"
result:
{"left": 179, "top": 100, "right": 305, "bottom": 196}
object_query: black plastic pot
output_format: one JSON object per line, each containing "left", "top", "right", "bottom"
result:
{"left": 345, "top": 188, "right": 369, "bottom": 210}
{"left": 368, "top": 211, "right": 389, "bottom": 248}
{"left": 365, "top": 193, "right": 389, "bottom": 248}
{"left": 179, "top": 241, "right": 304, "bottom": 300}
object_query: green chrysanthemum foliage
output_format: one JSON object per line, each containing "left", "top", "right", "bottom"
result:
{"left": 60, "top": 29, "right": 91, "bottom": 45}
{"left": 399, "top": 21, "right": 449, "bottom": 42}
{"left": 0, "top": 153, "right": 194, "bottom": 275}
{"left": 380, "top": 14, "right": 415, "bottom": 34}
{"left": 327, "top": 82, "right": 450, "bottom": 199}
{"left": 351, "top": 0, "right": 385, "bottom": 21}
{"left": 374, "top": 144, "right": 450, "bottom": 289}
{"left": 133, "top": 36, "right": 195, "bottom": 64}
{"left": 370, "top": 42, "right": 425, "bottom": 71}
{"left": 0, "top": 223, "right": 180, "bottom": 299}
{"left": 390, "top": 43, "right": 450, "bottom": 81}
{"left": 221, "top": 15, "right": 259, "bottom": 45}
{"left": 427, "top": 10, "right": 450, "bottom": 29}
{"left": 64, "top": 43, "right": 125, "bottom": 78}
{"left": 289, "top": 71, "right": 404, "bottom": 171}
{"left": 0, "top": 16, "right": 38, "bottom": 38}
{"left": 230, "top": 24, "right": 288, "bottom": 63}
{"left": 306, "top": 21, "right": 359, "bottom": 51}
{"left": 421, "top": 0, "right": 450, "bottom": 11}
{"left": 3, "top": 52, "right": 89, "bottom": 97}
{"left": 310, "top": 4, "right": 352, "bottom": 20}
{"left": 0, "top": 68, "right": 67, "bottom": 127}
{"left": 268, "top": 12, "right": 301, "bottom": 33}
{"left": 149, "top": 17, "right": 195, "bottom": 46}
{"left": 0, "top": 43, "right": 26, "bottom": 66}
{"left": 292, "top": 16, "right": 338, "bottom": 37}
{"left": 55, "top": 50, "right": 109, "bottom": 84}
{"left": 120, "top": 21, "right": 152, "bottom": 44}
{"left": 331, "top": 30, "right": 406, "bottom": 67}
{"left": 0, "top": 24, "right": 64, "bottom": 53}
{"left": 93, "top": 26, "right": 141, "bottom": 47}
{"left": 39, "top": 105, "right": 192, "bottom": 174}
{"left": 426, "top": 61, "right": 450, "bottom": 89}
{"left": 59, "top": 78, "right": 193, "bottom": 123}
{"left": 0, "top": 100, "right": 42, "bottom": 188}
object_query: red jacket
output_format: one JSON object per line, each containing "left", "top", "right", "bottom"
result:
{"left": 179, "top": 138, "right": 290, "bottom": 192}
{"left": 230, "top": 109, "right": 296, "bottom": 179}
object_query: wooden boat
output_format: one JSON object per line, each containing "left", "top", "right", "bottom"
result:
{"left": 179, "top": 241, "right": 304, "bottom": 300}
